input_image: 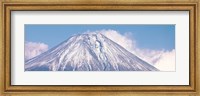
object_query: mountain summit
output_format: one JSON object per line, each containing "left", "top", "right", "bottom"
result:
{"left": 25, "top": 33, "right": 159, "bottom": 71}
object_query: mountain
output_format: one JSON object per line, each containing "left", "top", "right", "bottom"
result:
{"left": 25, "top": 33, "right": 159, "bottom": 71}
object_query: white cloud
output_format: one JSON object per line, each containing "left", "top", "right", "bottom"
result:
{"left": 154, "top": 49, "right": 175, "bottom": 71}
{"left": 100, "top": 29, "right": 136, "bottom": 53}
{"left": 134, "top": 49, "right": 164, "bottom": 64}
{"left": 93, "top": 29, "right": 175, "bottom": 71}
{"left": 25, "top": 41, "right": 48, "bottom": 60}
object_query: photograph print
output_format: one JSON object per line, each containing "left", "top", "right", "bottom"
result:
{"left": 25, "top": 25, "right": 175, "bottom": 71}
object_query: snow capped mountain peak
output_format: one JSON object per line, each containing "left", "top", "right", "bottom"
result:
{"left": 25, "top": 33, "right": 159, "bottom": 71}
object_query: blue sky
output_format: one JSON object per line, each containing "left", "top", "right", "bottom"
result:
{"left": 25, "top": 24, "right": 175, "bottom": 51}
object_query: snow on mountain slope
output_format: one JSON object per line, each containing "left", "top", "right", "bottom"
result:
{"left": 25, "top": 33, "right": 159, "bottom": 71}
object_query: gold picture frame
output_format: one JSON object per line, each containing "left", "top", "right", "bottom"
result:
{"left": 0, "top": 0, "right": 199, "bottom": 96}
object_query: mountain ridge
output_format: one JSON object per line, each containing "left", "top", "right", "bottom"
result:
{"left": 25, "top": 33, "right": 159, "bottom": 71}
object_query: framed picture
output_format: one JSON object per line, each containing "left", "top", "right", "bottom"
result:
{"left": 0, "top": 0, "right": 199, "bottom": 95}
